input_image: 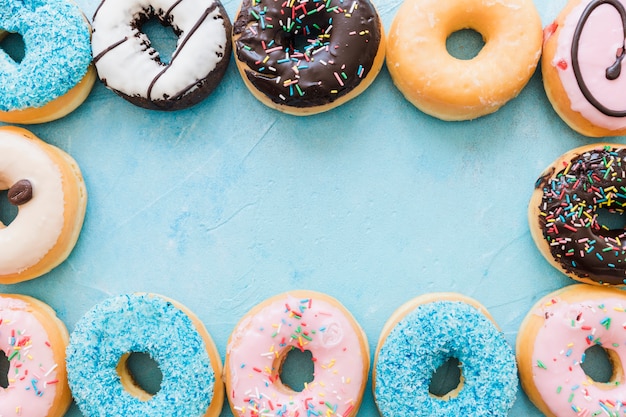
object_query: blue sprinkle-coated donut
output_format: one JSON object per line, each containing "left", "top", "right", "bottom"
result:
{"left": 374, "top": 299, "right": 518, "bottom": 416}
{"left": 0, "top": 0, "right": 92, "bottom": 111}
{"left": 66, "top": 294, "right": 218, "bottom": 417}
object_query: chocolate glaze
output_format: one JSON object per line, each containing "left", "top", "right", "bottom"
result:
{"left": 536, "top": 146, "right": 626, "bottom": 284}
{"left": 571, "top": 0, "right": 626, "bottom": 117}
{"left": 7, "top": 179, "right": 32, "bottom": 206}
{"left": 233, "top": 0, "right": 382, "bottom": 107}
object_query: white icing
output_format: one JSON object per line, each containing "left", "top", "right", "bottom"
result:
{"left": 91, "top": 0, "right": 228, "bottom": 101}
{"left": 0, "top": 131, "right": 64, "bottom": 275}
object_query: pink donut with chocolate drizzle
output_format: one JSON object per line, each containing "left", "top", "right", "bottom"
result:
{"left": 91, "top": 0, "right": 232, "bottom": 110}
{"left": 543, "top": 0, "right": 626, "bottom": 136}
{"left": 224, "top": 290, "right": 370, "bottom": 417}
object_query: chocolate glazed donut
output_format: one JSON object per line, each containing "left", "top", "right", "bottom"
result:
{"left": 531, "top": 144, "right": 626, "bottom": 285}
{"left": 91, "top": 0, "right": 232, "bottom": 111}
{"left": 232, "top": 0, "right": 383, "bottom": 110}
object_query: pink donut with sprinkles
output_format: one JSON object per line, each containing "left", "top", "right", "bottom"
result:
{"left": 0, "top": 294, "right": 71, "bottom": 417}
{"left": 224, "top": 290, "right": 370, "bottom": 417}
{"left": 517, "top": 284, "right": 626, "bottom": 417}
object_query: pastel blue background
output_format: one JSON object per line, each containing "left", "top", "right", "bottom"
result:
{"left": 1, "top": 0, "right": 619, "bottom": 415}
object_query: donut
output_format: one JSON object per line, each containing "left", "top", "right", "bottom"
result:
{"left": 516, "top": 284, "right": 626, "bottom": 416}
{"left": 0, "top": 126, "right": 87, "bottom": 284}
{"left": 0, "top": 0, "right": 96, "bottom": 124}
{"left": 385, "top": 0, "right": 542, "bottom": 121}
{"left": 373, "top": 293, "right": 518, "bottom": 416}
{"left": 66, "top": 293, "right": 224, "bottom": 417}
{"left": 232, "top": 0, "right": 385, "bottom": 115}
{"left": 542, "top": 0, "right": 626, "bottom": 137}
{"left": 0, "top": 294, "right": 72, "bottom": 417}
{"left": 529, "top": 143, "right": 626, "bottom": 286}
{"left": 91, "top": 0, "right": 232, "bottom": 111}
{"left": 224, "top": 290, "right": 369, "bottom": 417}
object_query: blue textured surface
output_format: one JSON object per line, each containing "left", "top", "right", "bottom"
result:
{"left": 375, "top": 300, "right": 518, "bottom": 416}
{"left": 0, "top": 0, "right": 621, "bottom": 415}
{"left": 0, "top": 0, "right": 92, "bottom": 111}
{"left": 66, "top": 293, "right": 216, "bottom": 417}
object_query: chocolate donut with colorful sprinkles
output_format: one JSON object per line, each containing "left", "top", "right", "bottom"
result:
{"left": 232, "top": 0, "right": 385, "bottom": 115}
{"left": 530, "top": 143, "right": 626, "bottom": 285}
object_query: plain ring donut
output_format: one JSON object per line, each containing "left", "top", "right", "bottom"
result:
{"left": 386, "top": 0, "right": 542, "bottom": 120}
{"left": 91, "top": 0, "right": 232, "bottom": 111}
{"left": 373, "top": 293, "right": 518, "bottom": 416}
{"left": 66, "top": 293, "right": 224, "bottom": 417}
{"left": 0, "top": 126, "right": 87, "bottom": 284}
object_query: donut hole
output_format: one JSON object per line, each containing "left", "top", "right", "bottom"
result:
{"left": 137, "top": 14, "right": 179, "bottom": 65}
{"left": 429, "top": 357, "right": 463, "bottom": 399}
{"left": 0, "top": 350, "right": 8, "bottom": 389}
{"left": 117, "top": 352, "right": 163, "bottom": 399}
{"left": 277, "top": 348, "right": 314, "bottom": 392}
{"left": 0, "top": 189, "right": 18, "bottom": 227}
{"left": 595, "top": 207, "right": 626, "bottom": 231}
{"left": 285, "top": 27, "right": 326, "bottom": 54}
{"left": 580, "top": 344, "right": 622, "bottom": 385}
{"left": 0, "top": 32, "right": 26, "bottom": 64}
{"left": 446, "top": 29, "right": 485, "bottom": 60}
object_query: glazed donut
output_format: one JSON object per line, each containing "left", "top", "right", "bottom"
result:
{"left": 0, "top": 0, "right": 96, "bottom": 124}
{"left": 0, "top": 294, "right": 72, "bottom": 417}
{"left": 224, "top": 290, "right": 369, "bottom": 417}
{"left": 529, "top": 143, "right": 626, "bottom": 286}
{"left": 232, "top": 0, "right": 385, "bottom": 115}
{"left": 91, "top": 0, "right": 232, "bottom": 111}
{"left": 386, "top": 0, "right": 542, "bottom": 121}
{"left": 0, "top": 126, "right": 87, "bottom": 284}
{"left": 66, "top": 293, "right": 224, "bottom": 417}
{"left": 373, "top": 293, "right": 518, "bottom": 416}
{"left": 517, "top": 284, "right": 626, "bottom": 416}
{"left": 542, "top": 0, "right": 626, "bottom": 137}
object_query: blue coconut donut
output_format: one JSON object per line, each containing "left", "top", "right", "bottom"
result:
{"left": 66, "top": 293, "right": 224, "bottom": 417}
{"left": 373, "top": 293, "right": 518, "bottom": 416}
{"left": 0, "top": 0, "right": 96, "bottom": 123}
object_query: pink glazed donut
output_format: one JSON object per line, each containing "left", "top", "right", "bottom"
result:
{"left": 224, "top": 290, "right": 370, "bottom": 417}
{"left": 0, "top": 294, "right": 71, "bottom": 417}
{"left": 517, "top": 284, "right": 626, "bottom": 417}
{"left": 543, "top": 0, "right": 626, "bottom": 136}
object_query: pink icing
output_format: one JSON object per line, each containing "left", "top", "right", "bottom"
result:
{"left": 554, "top": 0, "right": 626, "bottom": 130}
{"left": 529, "top": 294, "right": 626, "bottom": 416}
{"left": 0, "top": 297, "right": 60, "bottom": 416}
{"left": 226, "top": 294, "right": 368, "bottom": 417}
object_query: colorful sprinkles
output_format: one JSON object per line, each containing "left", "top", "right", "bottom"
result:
{"left": 530, "top": 293, "right": 626, "bottom": 417}
{"left": 0, "top": 297, "right": 62, "bottom": 417}
{"left": 233, "top": 0, "right": 381, "bottom": 106}
{"left": 536, "top": 145, "right": 626, "bottom": 284}
{"left": 226, "top": 293, "right": 367, "bottom": 417}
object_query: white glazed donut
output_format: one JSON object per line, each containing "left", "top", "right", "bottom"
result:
{"left": 91, "top": 0, "right": 232, "bottom": 110}
{"left": 0, "top": 126, "right": 87, "bottom": 283}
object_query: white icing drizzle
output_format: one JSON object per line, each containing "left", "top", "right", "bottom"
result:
{"left": 91, "top": 0, "right": 229, "bottom": 102}
{"left": 0, "top": 131, "right": 64, "bottom": 275}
